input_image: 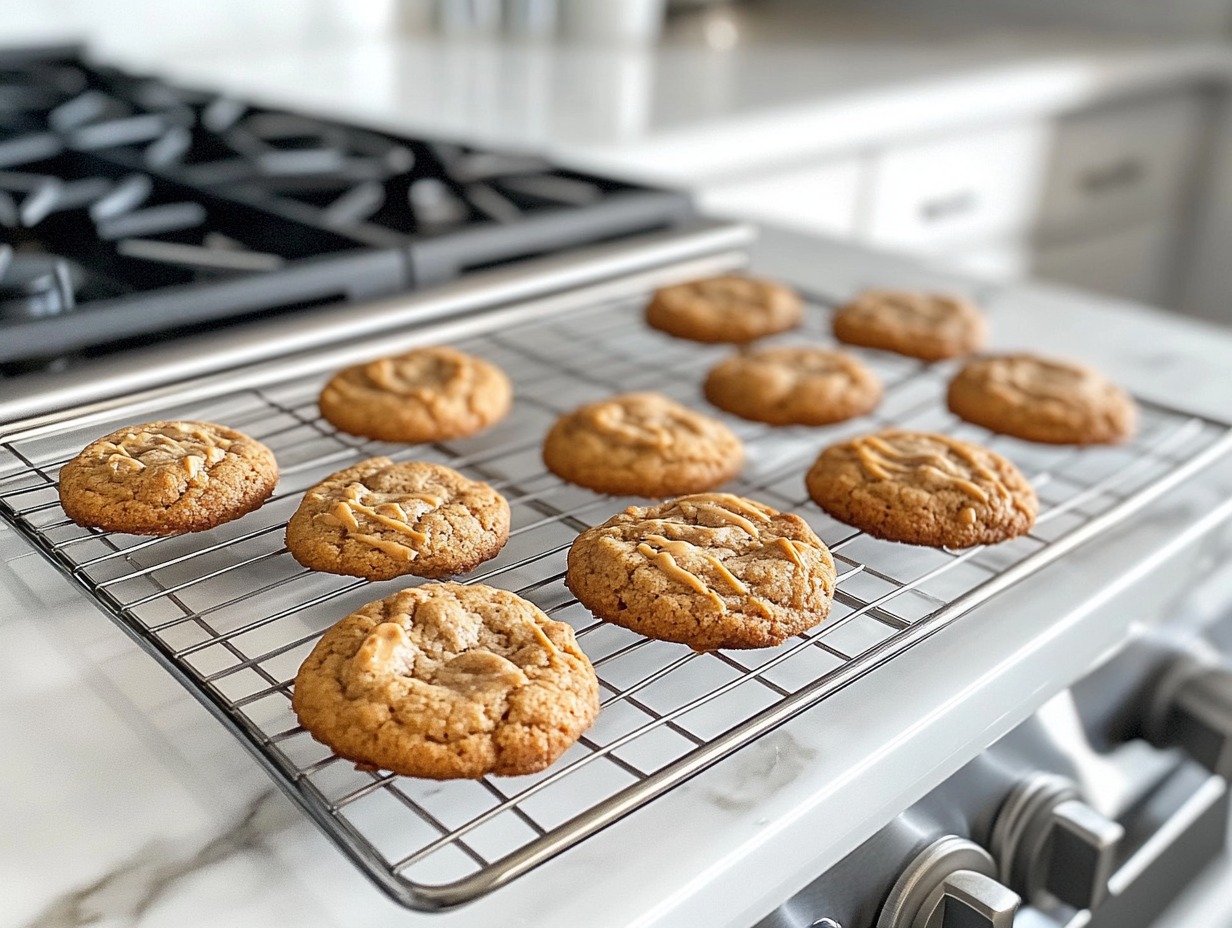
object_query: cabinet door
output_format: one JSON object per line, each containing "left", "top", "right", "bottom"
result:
{"left": 697, "top": 156, "right": 863, "bottom": 239}
{"left": 860, "top": 121, "right": 1050, "bottom": 253}
{"left": 1036, "top": 91, "right": 1203, "bottom": 240}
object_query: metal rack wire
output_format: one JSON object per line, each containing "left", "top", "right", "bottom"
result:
{"left": 2, "top": 290, "right": 1230, "bottom": 910}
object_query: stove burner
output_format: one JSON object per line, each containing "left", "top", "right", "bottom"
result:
{"left": 0, "top": 247, "right": 77, "bottom": 320}
{"left": 0, "top": 44, "right": 692, "bottom": 371}
{"left": 115, "top": 237, "right": 284, "bottom": 272}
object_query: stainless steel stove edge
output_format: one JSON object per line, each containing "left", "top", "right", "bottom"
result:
{"left": 0, "top": 219, "right": 753, "bottom": 429}
{"left": 749, "top": 490, "right": 1232, "bottom": 928}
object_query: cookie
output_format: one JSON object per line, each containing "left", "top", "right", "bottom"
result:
{"left": 543, "top": 392, "right": 744, "bottom": 498}
{"left": 319, "top": 346, "right": 512, "bottom": 444}
{"left": 805, "top": 429, "right": 1037, "bottom": 547}
{"left": 645, "top": 275, "right": 803, "bottom": 344}
{"left": 58, "top": 420, "right": 278, "bottom": 536}
{"left": 292, "top": 582, "right": 599, "bottom": 779}
{"left": 286, "top": 458, "right": 510, "bottom": 581}
{"left": 947, "top": 354, "right": 1136, "bottom": 445}
{"left": 567, "top": 493, "right": 835, "bottom": 651}
{"left": 704, "top": 346, "right": 883, "bottom": 426}
{"left": 832, "top": 290, "right": 987, "bottom": 360}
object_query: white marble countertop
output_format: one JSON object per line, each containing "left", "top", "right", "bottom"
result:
{"left": 94, "top": 13, "right": 1232, "bottom": 187}
{"left": 6, "top": 227, "right": 1232, "bottom": 928}
{"left": 2, "top": 9, "right": 1232, "bottom": 923}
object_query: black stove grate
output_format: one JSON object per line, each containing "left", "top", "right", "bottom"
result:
{"left": 0, "top": 45, "right": 692, "bottom": 370}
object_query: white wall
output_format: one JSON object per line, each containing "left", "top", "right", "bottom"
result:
{"left": 0, "top": 0, "right": 399, "bottom": 64}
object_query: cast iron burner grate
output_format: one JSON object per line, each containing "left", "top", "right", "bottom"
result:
{"left": 1, "top": 289, "right": 1229, "bottom": 910}
{"left": 0, "top": 45, "right": 692, "bottom": 369}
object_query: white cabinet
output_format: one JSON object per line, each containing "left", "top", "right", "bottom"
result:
{"left": 859, "top": 121, "right": 1050, "bottom": 254}
{"left": 1031, "top": 91, "right": 1206, "bottom": 309}
{"left": 1033, "top": 220, "right": 1177, "bottom": 306}
{"left": 1036, "top": 91, "right": 1204, "bottom": 241}
{"left": 697, "top": 156, "right": 864, "bottom": 239}
{"left": 691, "top": 89, "right": 1205, "bottom": 312}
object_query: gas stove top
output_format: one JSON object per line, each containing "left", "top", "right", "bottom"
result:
{"left": 0, "top": 44, "right": 692, "bottom": 373}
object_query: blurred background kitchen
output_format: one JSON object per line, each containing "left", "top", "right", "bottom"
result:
{"left": 8, "top": 6, "right": 1232, "bottom": 928}
{"left": 3, "top": 0, "right": 1231, "bottom": 324}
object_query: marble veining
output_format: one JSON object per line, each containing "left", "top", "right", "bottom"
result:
{"left": 23, "top": 791, "right": 294, "bottom": 928}
{"left": 706, "top": 732, "right": 818, "bottom": 813}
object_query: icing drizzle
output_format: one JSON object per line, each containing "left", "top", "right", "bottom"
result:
{"left": 852, "top": 431, "right": 1010, "bottom": 504}
{"left": 631, "top": 494, "right": 825, "bottom": 616}
{"left": 354, "top": 622, "right": 411, "bottom": 673}
{"left": 586, "top": 394, "right": 713, "bottom": 449}
{"left": 524, "top": 619, "right": 558, "bottom": 655}
{"left": 363, "top": 348, "right": 473, "bottom": 399}
{"left": 636, "top": 541, "right": 726, "bottom": 612}
{"left": 312, "top": 481, "right": 446, "bottom": 559}
{"left": 97, "top": 423, "right": 232, "bottom": 480}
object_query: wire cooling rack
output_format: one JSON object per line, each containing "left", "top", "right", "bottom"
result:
{"left": 2, "top": 289, "right": 1231, "bottom": 910}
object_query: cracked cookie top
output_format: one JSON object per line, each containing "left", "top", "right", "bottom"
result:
{"left": 646, "top": 275, "right": 803, "bottom": 344}
{"left": 292, "top": 582, "right": 600, "bottom": 779}
{"left": 806, "top": 429, "right": 1037, "bottom": 547}
{"left": 832, "top": 289, "right": 987, "bottom": 361}
{"left": 58, "top": 420, "right": 278, "bottom": 535}
{"left": 947, "top": 353, "right": 1136, "bottom": 445}
{"left": 566, "top": 492, "right": 836, "bottom": 650}
{"left": 286, "top": 458, "right": 510, "bottom": 581}
{"left": 319, "top": 346, "right": 512, "bottom": 444}
{"left": 704, "top": 346, "right": 883, "bottom": 426}
{"left": 543, "top": 392, "right": 744, "bottom": 498}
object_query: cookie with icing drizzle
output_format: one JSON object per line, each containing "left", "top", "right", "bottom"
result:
{"left": 566, "top": 493, "right": 836, "bottom": 650}
{"left": 704, "top": 346, "right": 883, "bottom": 426}
{"left": 806, "top": 429, "right": 1037, "bottom": 547}
{"left": 58, "top": 420, "right": 278, "bottom": 535}
{"left": 646, "top": 275, "right": 803, "bottom": 344}
{"left": 947, "top": 354, "right": 1136, "bottom": 445}
{"left": 286, "top": 458, "right": 510, "bottom": 581}
{"left": 319, "top": 346, "right": 512, "bottom": 444}
{"left": 292, "top": 582, "right": 599, "bottom": 779}
{"left": 543, "top": 392, "right": 744, "bottom": 498}
{"left": 832, "top": 289, "right": 987, "bottom": 360}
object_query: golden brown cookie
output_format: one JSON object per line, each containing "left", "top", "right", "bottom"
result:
{"left": 285, "top": 458, "right": 510, "bottom": 581}
{"left": 947, "top": 354, "right": 1137, "bottom": 445}
{"left": 58, "top": 420, "right": 278, "bottom": 536}
{"left": 704, "top": 346, "right": 883, "bottom": 426}
{"left": 645, "top": 275, "right": 803, "bottom": 344}
{"left": 292, "top": 582, "right": 599, "bottom": 779}
{"left": 805, "top": 429, "right": 1037, "bottom": 547}
{"left": 543, "top": 392, "right": 744, "bottom": 498}
{"left": 319, "top": 346, "right": 512, "bottom": 444}
{"left": 567, "top": 493, "right": 836, "bottom": 651}
{"left": 832, "top": 290, "right": 987, "bottom": 360}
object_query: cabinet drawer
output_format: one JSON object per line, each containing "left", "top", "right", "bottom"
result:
{"left": 860, "top": 121, "right": 1049, "bottom": 253}
{"left": 697, "top": 156, "right": 863, "bottom": 238}
{"left": 1033, "top": 221, "right": 1177, "bottom": 307}
{"left": 1037, "top": 92, "right": 1203, "bottom": 239}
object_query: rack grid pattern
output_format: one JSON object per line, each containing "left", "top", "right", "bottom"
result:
{"left": 2, "top": 291, "right": 1229, "bottom": 909}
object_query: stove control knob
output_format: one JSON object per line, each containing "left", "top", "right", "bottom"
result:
{"left": 991, "top": 774, "right": 1124, "bottom": 912}
{"left": 1146, "top": 655, "right": 1232, "bottom": 779}
{"left": 877, "top": 835, "right": 1019, "bottom": 928}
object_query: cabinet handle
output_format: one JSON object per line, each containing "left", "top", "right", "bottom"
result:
{"left": 1080, "top": 158, "right": 1145, "bottom": 195}
{"left": 919, "top": 190, "right": 978, "bottom": 223}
